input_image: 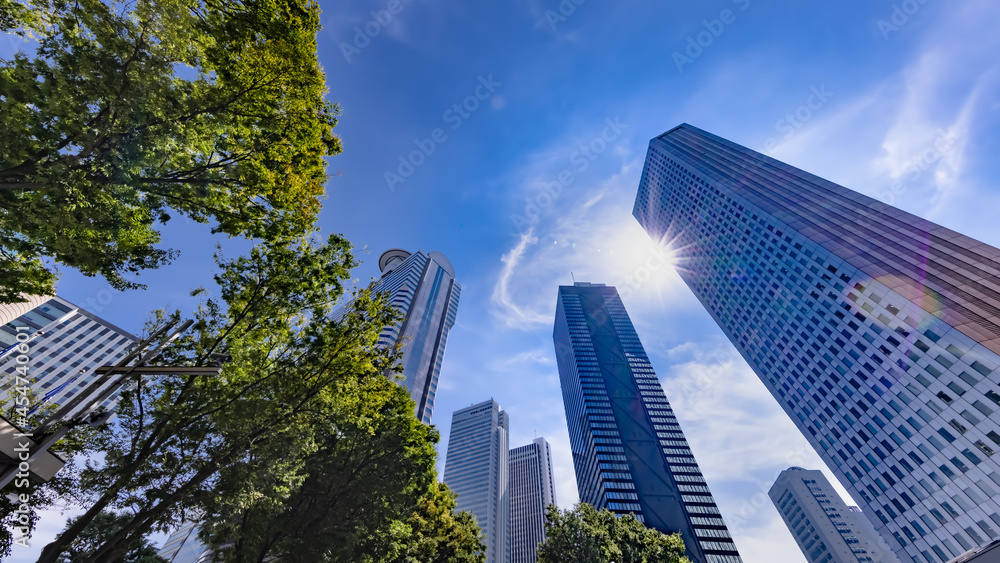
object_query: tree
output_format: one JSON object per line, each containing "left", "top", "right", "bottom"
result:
{"left": 537, "top": 504, "right": 690, "bottom": 563}
{"left": 0, "top": 0, "right": 340, "bottom": 303}
{"left": 57, "top": 511, "right": 165, "bottom": 563}
{"left": 360, "top": 482, "right": 486, "bottom": 563}
{"left": 33, "top": 235, "right": 410, "bottom": 563}
{"left": 197, "top": 367, "right": 440, "bottom": 562}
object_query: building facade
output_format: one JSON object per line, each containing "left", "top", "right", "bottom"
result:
{"left": 0, "top": 295, "right": 137, "bottom": 419}
{"left": 509, "top": 437, "right": 557, "bottom": 563}
{"left": 337, "top": 248, "right": 460, "bottom": 424}
{"left": 157, "top": 521, "right": 211, "bottom": 563}
{"left": 770, "top": 467, "right": 901, "bottom": 562}
{"left": 633, "top": 123, "right": 1000, "bottom": 563}
{"left": 553, "top": 282, "right": 742, "bottom": 563}
{"left": 443, "top": 399, "right": 509, "bottom": 563}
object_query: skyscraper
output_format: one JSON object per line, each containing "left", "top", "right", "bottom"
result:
{"left": 0, "top": 295, "right": 137, "bottom": 418}
{"left": 553, "top": 282, "right": 742, "bottom": 563}
{"left": 769, "top": 467, "right": 901, "bottom": 562}
{"left": 509, "top": 437, "right": 557, "bottom": 563}
{"left": 634, "top": 123, "right": 1000, "bottom": 563}
{"left": 443, "top": 399, "right": 509, "bottom": 563}
{"left": 157, "top": 520, "right": 211, "bottom": 563}
{"left": 339, "top": 248, "right": 460, "bottom": 424}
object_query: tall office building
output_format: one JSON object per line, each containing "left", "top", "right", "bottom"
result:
{"left": 337, "top": 249, "right": 460, "bottom": 424}
{"left": 634, "top": 123, "right": 1000, "bottom": 563}
{"left": 769, "top": 467, "right": 901, "bottom": 562}
{"left": 510, "top": 437, "right": 557, "bottom": 563}
{"left": 157, "top": 521, "right": 211, "bottom": 563}
{"left": 553, "top": 282, "right": 742, "bottom": 563}
{"left": 0, "top": 295, "right": 137, "bottom": 418}
{"left": 443, "top": 399, "right": 509, "bottom": 563}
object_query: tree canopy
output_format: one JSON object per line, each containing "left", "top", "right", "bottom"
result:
{"left": 359, "top": 481, "right": 487, "bottom": 563}
{"left": 537, "top": 504, "right": 690, "bottom": 563}
{"left": 0, "top": 0, "right": 340, "bottom": 303}
{"left": 56, "top": 511, "right": 165, "bottom": 563}
{"left": 19, "top": 234, "right": 419, "bottom": 563}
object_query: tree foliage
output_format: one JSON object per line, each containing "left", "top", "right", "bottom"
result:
{"left": 537, "top": 504, "right": 690, "bottom": 563}
{"left": 56, "top": 511, "right": 165, "bottom": 563}
{"left": 0, "top": 0, "right": 340, "bottom": 303}
{"left": 359, "top": 481, "right": 487, "bottom": 563}
{"left": 30, "top": 234, "right": 413, "bottom": 563}
{"left": 198, "top": 365, "right": 440, "bottom": 562}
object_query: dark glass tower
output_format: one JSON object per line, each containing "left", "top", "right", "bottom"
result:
{"left": 553, "top": 282, "right": 742, "bottom": 563}
{"left": 634, "top": 124, "right": 1000, "bottom": 563}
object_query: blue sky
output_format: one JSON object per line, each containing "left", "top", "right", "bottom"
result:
{"left": 7, "top": 0, "right": 1000, "bottom": 560}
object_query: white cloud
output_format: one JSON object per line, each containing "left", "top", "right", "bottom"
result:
{"left": 490, "top": 173, "right": 693, "bottom": 331}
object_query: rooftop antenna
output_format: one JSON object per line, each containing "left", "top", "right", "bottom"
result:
{"left": 571, "top": 271, "right": 576, "bottom": 283}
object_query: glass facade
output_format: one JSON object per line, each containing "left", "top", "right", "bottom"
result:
{"left": 0, "top": 295, "right": 137, "bottom": 419}
{"left": 509, "top": 437, "right": 556, "bottom": 563}
{"left": 769, "top": 467, "right": 902, "bottom": 563}
{"left": 634, "top": 123, "right": 1000, "bottom": 563}
{"left": 157, "top": 520, "right": 211, "bottom": 563}
{"left": 336, "top": 248, "right": 460, "bottom": 424}
{"left": 443, "top": 399, "right": 509, "bottom": 563}
{"left": 553, "top": 283, "right": 742, "bottom": 563}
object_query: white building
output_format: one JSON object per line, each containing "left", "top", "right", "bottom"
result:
{"left": 444, "top": 399, "right": 509, "bottom": 563}
{"left": 509, "top": 437, "right": 557, "bottom": 563}
{"left": 770, "top": 467, "right": 902, "bottom": 563}
{"left": 0, "top": 295, "right": 136, "bottom": 419}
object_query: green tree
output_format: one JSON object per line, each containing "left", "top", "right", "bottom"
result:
{"left": 537, "top": 504, "right": 690, "bottom": 563}
{"left": 57, "top": 511, "right": 165, "bottom": 563}
{"left": 361, "top": 481, "right": 486, "bottom": 563}
{"left": 0, "top": 0, "right": 340, "bottom": 303}
{"left": 198, "top": 369, "right": 439, "bottom": 562}
{"left": 32, "top": 235, "right": 408, "bottom": 563}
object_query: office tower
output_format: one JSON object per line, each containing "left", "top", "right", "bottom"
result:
{"left": 337, "top": 249, "right": 460, "bottom": 424}
{"left": 553, "top": 282, "right": 742, "bottom": 563}
{"left": 633, "top": 123, "right": 1000, "bottom": 563}
{"left": 0, "top": 295, "right": 137, "bottom": 418}
{"left": 769, "top": 467, "right": 901, "bottom": 562}
{"left": 157, "top": 521, "right": 211, "bottom": 563}
{"left": 443, "top": 399, "right": 509, "bottom": 563}
{"left": 510, "top": 437, "right": 557, "bottom": 563}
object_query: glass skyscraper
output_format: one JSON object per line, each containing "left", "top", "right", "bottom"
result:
{"left": 0, "top": 295, "right": 137, "bottom": 419}
{"left": 553, "top": 282, "right": 742, "bottom": 563}
{"left": 336, "top": 248, "right": 460, "bottom": 424}
{"left": 769, "top": 467, "right": 901, "bottom": 563}
{"left": 509, "top": 437, "right": 557, "bottom": 563}
{"left": 634, "top": 123, "right": 1000, "bottom": 563}
{"left": 157, "top": 520, "right": 211, "bottom": 563}
{"left": 443, "top": 399, "right": 509, "bottom": 563}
